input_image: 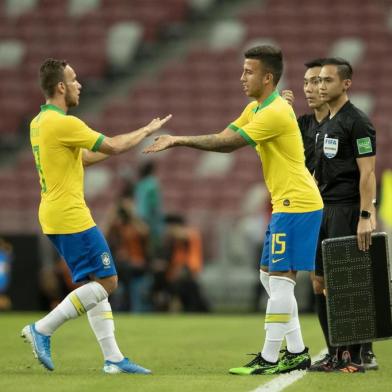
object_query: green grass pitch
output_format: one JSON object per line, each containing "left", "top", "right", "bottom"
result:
{"left": 0, "top": 313, "right": 391, "bottom": 392}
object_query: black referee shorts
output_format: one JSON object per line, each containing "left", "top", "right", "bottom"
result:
{"left": 315, "top": 204, "right": 360, "bottom": 276}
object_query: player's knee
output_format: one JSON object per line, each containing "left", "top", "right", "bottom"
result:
{"left": 312, "top": 275, "right": 324, "bottom": 294}
{"left": 107, "top": 275, "right": 118, "bottom": 294}
{"left": 96, "top": 275, "right": 118, "bottom": 295}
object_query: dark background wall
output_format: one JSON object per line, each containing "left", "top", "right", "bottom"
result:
{"left": 3, "top": 235, "right": 41, "bottom": 310}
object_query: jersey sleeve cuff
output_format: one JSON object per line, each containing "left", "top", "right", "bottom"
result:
{"left": 228, "top": 123, "right": 239, "bottom": 132}
{"left": 229, "top": 124, "right": 256, "bottom": 147}
{"left": 91, "top": 134, "right": 105, "bottom": 152}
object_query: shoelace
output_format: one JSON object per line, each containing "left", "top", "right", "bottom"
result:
{"left": 244, "top": 353, "right": 263, "bottom": 367}
{"left": 279, "top": 348, "right": 307, "bottom": 361}
{"left": 278, "top": 349, "right": 291, "bottom": 361}
{"left": 280, "top": 348, "right": 298, "bottom": 359}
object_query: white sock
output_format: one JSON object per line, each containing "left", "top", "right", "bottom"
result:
{"left": 35, "top": 282, "right": 108, "bottom": 336}
{"left": 87, "top": 298, "right": 124, "bottom": 362}
{"left": 259, "top": 270, "right": 271, "bottom": 297}
{"left": 285, "top": 298, "right": 305, "bottom": 353}
{"left": 262, "top": 276, "right": 295, "bottom": 363}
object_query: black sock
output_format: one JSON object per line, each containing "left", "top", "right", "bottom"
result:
{"left": 336, "top": 346, "right": 346, "bottom": 360}
{"left": 348, "top": 344, "right": 362, "bottom": 364}
{"left": 361, "top": 342, "right": 373, "bottom": 353}
{"left": 315, "top": 294, "right": 334, "bottom": 355}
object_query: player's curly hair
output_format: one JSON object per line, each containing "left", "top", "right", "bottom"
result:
{"left": 39, "top": 58, "right": 68, "bottom": 98}
{"left": 244, "top": 45, "right": 283, "bottom": 86}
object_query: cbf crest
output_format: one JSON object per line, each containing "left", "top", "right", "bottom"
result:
{"left": 101, "top": 252, "right": 111, "bottom": 268}
{"left": 323, "top": 137, "right": 339, "bottom": 158}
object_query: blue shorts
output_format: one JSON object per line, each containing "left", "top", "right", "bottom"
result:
{"left": 47, "top": 226, "right": 117, "bottom": 283}
{"left": 260, "top": 209, "right": 323, "bottom": 272}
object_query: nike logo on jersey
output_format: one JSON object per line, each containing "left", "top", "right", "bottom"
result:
{"left": 272, "top": 257, "right": 285, "bottom": 263}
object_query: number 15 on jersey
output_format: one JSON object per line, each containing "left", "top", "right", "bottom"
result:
{"left": 272, "top": 233, "right": 286, "bottom": 255}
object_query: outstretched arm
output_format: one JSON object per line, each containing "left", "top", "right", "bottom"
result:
{"left": 143, "top": 127, "right": 248, "bottom": 154}
{"left": 82, "top": 115, "right": 172, "bottom": 166}
{"left": 82, "top": 150, "right": 111, "bottom": 167}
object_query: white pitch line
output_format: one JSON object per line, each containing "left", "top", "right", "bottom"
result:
{"left": 250, "top": 349, "right": 326, "bottom": 392}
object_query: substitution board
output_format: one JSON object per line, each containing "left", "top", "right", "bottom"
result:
{"left": 322, "top": 232, "right": 392, "bottom": 346}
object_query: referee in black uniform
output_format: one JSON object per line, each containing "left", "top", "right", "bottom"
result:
{"left": 297, "top": 59, "right": 329, "bottom": 173}
{"left": 310, "top": 58, "right": 377, "bottom": 372}
{"left": 295, "top": 60, "right": 334, "bottom": 368}
{"left": 283, "top": 58, "right": 379, "bottom": 372}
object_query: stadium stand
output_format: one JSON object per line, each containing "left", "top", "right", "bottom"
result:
{"left": 0, "top": 0, "right": 391, "bottom": 253}
{"left": 106, "top": 21, "right": 144, "bottom": 70}
{"left": 109, "top": 0, "right": 392, "bottom": 230}
{"left": 0, "top": 0, "right": 192, "bottom": 137}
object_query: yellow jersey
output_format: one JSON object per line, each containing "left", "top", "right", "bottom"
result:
{"left": 30, "top": 104, "right": 105, "bottom": 234}
{"left": 229, "top": 90, "right": 323, "bottom": 213}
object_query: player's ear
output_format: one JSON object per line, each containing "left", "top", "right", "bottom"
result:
{"left": 264, "top": 72, "right": 273, "bottom": 85}
{"left": 57, "top": 81, "right": 66, "bottom": 95}
{"left": 343, "top": 79, "right": 351, "bottom": 91}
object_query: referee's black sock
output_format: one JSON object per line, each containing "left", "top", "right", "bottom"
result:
{"left": 315, "top": 293, "right": 334, "bottom": 355}
{"left": 361, "top": 341, "right": 373, "bottom": 353}
{"left": 348, "top": 344, "right": 362, "bottom": 364}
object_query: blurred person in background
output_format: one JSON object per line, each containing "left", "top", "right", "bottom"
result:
{"left": 144, "top": 45, "right": 323, "bottom": 375}
{"left": 22, "top": 58, "right": 171, "bottom": 374}
{"left": 0, "top": 237, "right": 13, "bottom": 310}
{"left": 135, "top": 161, "right": 164, "bottom": 257}
{"left": 156, "top": 214, "right": 209, "bottom": 313}
{"left": 106, "top": 183, "right": 152, "bottom": 312}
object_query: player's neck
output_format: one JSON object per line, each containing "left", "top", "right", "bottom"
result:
{"left": 256, "top": 86, "right": 276, "bottom": 104}
{"left": 328, "top": 94, "right": 348, "bottom": 119}
{"left": 46, "top": 98, "right": 68, "bottom": 114}
{"left": 313, "top": 105, "right": 329, "bottom": 123}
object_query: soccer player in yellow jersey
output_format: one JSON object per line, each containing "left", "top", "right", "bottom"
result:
{"left": 22, "top": 58, "right": 171, "bottom": 374}
{"left": 144, "top": 46, "right": 324, "bottom": 375}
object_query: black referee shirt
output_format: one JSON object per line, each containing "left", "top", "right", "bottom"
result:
{"left": 297, "top": 113, "right": 328, "bottom": 174}
{"left": 314, "top": 101, "right": 376, "bottom": 204}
